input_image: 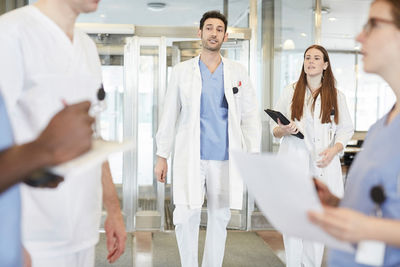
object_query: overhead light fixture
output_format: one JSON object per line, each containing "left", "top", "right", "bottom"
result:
{"left": 328, "top": 17, "right": 336, "bottom": 22}
{"left": 300, "top": 33, "right": 307, "bottom": 37}
{"left": 147, "top": 2, "right": 167, "bottom": 11}
{"left": 283, "top": 39, "right": 295, "bottom": 50}
{"left": 335, "top": 68, "right": 343, "bottom": 74}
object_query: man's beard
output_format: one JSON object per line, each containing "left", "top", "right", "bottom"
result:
{"left": 201, "top": 38, "right": 222, "bottom": 52}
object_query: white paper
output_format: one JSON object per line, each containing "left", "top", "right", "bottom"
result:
{"left": 231, "top": 151, "right": 354, "bottom": 252}
{"left": 50, "top": 139, "right": 134, "bottom": 176}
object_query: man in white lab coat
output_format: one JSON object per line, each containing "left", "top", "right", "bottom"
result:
{"left": 0, "top": 0, "right": 126, "bottom": 266}
{"left": 155, "top": 10, "right": 261, "bottom": 267}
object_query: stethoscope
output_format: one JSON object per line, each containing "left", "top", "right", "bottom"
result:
{"left": 329, "top": 109, "right": 336, "bottom": 144}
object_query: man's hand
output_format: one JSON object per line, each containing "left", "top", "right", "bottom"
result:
{"left": 155, "top": 156, "right": 168, "bottom": 183}
{"left": 104, "top": 212, "right": 126, "bottom": 263}
{"left": 313, "top": 178, "right": 340, "bottom": 207}
{"left": 308, "top": 207, "right": 371, "bottom": 242}
{"left": 101, "top": 162, "right": 126, "bottom": 263}
{"left": 34, "top": 101, "right": 94, "bottom": 166}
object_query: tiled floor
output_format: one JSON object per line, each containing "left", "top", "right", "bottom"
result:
{"left": 96, "top": 229, "right": 334, "bottom": 266}
{"left": 96, "top": 230, "right": 287, "bottom": 266}
{"left": 256, "top": 230, "right": 286, "bottom": 263}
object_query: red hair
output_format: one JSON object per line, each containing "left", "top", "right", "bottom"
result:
{"left": 291, "top": 45, "right": 339, "bottom": 124}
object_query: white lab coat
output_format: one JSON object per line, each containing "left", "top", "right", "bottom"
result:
{"left": 270, "top": 84, "right": 354, "bottom": 197}
{"left": 271, "top": 84, "right": 354, "bottom": 267}
{"left": 156, "top": 55, "right": 261, "bottom": 210}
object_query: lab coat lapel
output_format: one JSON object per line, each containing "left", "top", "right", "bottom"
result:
{"left": 221, "top": 57, "right": 235, "bottom": 113}
{"left": 188, "top": 55, "right": 203, "bottom": 207}
{"left": 192, "top": 55, "right": 202, "bottom": 100}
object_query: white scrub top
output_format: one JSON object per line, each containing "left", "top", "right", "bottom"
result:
{"left": 0, "top": 6, "right": 103, "bottom": 257}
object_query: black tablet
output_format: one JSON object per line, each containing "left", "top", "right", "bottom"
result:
{"left": 264, "top": 109, "right": 304, "bottom": 139}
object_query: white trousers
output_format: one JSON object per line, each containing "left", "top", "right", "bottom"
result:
{"left": 174, "top": 160, "right": 231, "bottom": 267}
{"left": 31, "top": 246, "right": 95, "bottom": 267}
{"left": 283, "top": 236, "right": 324, "bottom": 267}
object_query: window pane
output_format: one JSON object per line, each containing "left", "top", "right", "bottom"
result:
{"left": 329, "top": 52, "right": 356, "bottom": 125}
{"left": 357, "top": 59, "right": 395, "bottom": 131}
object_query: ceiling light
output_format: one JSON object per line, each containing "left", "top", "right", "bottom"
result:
{"left": 147, "top": 2, "right": 167, "bottom": 11}
{"left": 335, "top": 68, "right": 343, "bottom": 74}
{"left": 300, "top": 33, "right": 307, "bottom": 37}
{"left": 100, "top": 14, "right": 106, "bottom": 18}
{"left": 328, "top": 17, "right": 336, "bottom": 22}
{"left": 283, "top": 39, "right": 295, "bottom": 50}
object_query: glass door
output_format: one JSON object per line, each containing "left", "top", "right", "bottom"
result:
{"left": 124, "top": 36, "right": 167, "bottom": 231}
{"left": 89, "top": 33, "right": 167, "bottom": 232}
{"left": 88, "top": 32, "right": 130, "bottom": 230}
{"left": 88, "top": 27, "right": 254, "bottom": 232}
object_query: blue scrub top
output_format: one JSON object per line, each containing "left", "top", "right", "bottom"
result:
{"left": 199, "top": 59, "right": 229, "bottom": 161}
{"left": 0, "top": 94, "right": 22, "bottom": 267}
{"left": 329, "top": 112, "right": 400, "bottom": 266}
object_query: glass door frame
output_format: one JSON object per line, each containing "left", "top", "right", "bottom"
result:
{"left": 78, "top": 23, "right": 259, "bottom": 232}
{"left": 123, "top": 36, "right": 167, "bottom": 232}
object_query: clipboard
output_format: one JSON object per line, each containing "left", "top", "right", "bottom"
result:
{"left": 265, "top": 109, "right": 304, "bottom": 139}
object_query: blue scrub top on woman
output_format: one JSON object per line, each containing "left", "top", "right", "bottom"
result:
{"left": 329, "top": 111, "right": 400, "bottom": 266}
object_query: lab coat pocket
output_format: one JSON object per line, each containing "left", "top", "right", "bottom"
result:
{"left": 232, "top": 86, "right": 243, "bottom": 119}
{"left": 177, "top": 105, "right": 192, "bottom": 129}
{"left": 179, "top": 79, "right": 194, "bottom": 106}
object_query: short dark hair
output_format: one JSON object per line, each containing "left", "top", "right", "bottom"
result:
{"left": 199, "top": 10, "right": 228, "bottom": 33}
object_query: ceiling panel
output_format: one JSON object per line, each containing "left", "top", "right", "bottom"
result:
{"left": 78, "top": 0, "right": 249, "bottom": 27}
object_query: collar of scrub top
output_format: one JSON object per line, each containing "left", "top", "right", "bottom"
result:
{"left": 194, "top": 54, "right": 241, "bottom": 95}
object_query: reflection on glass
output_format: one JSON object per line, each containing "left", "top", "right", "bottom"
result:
{"left": 357, "top": 60, "right": 394, "bottom": 131}
{"left": 275, "top": 51, "right": 303, "bottom": 103}
{"left": 222, "top": 40, "right": 249, "bottom": 69}
{"left": 100, "top": 65, "right": 124, "bottom": 184}
{"left": 329, "top": 53, "right": 357, "bottom": 125}
{"left": 137, "top": 46, "right": 159, "bottom": 212}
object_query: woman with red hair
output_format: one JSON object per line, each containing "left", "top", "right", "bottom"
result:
{"left": 270, "top": 44, "right": 354, "bottom": 267}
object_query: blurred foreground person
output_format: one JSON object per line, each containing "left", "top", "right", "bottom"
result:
{"left": 0, "top": 0, "right": 126, "bottom": 266}
{"left": 0, "top": 100, "right": 93, "bottom": 267}
{"left": 309, "top": 0, "right": 400, "bottom": 266}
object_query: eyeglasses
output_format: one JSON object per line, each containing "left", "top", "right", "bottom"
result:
{"left": 363, "top": 17, "right": 396, "bottom": 35}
